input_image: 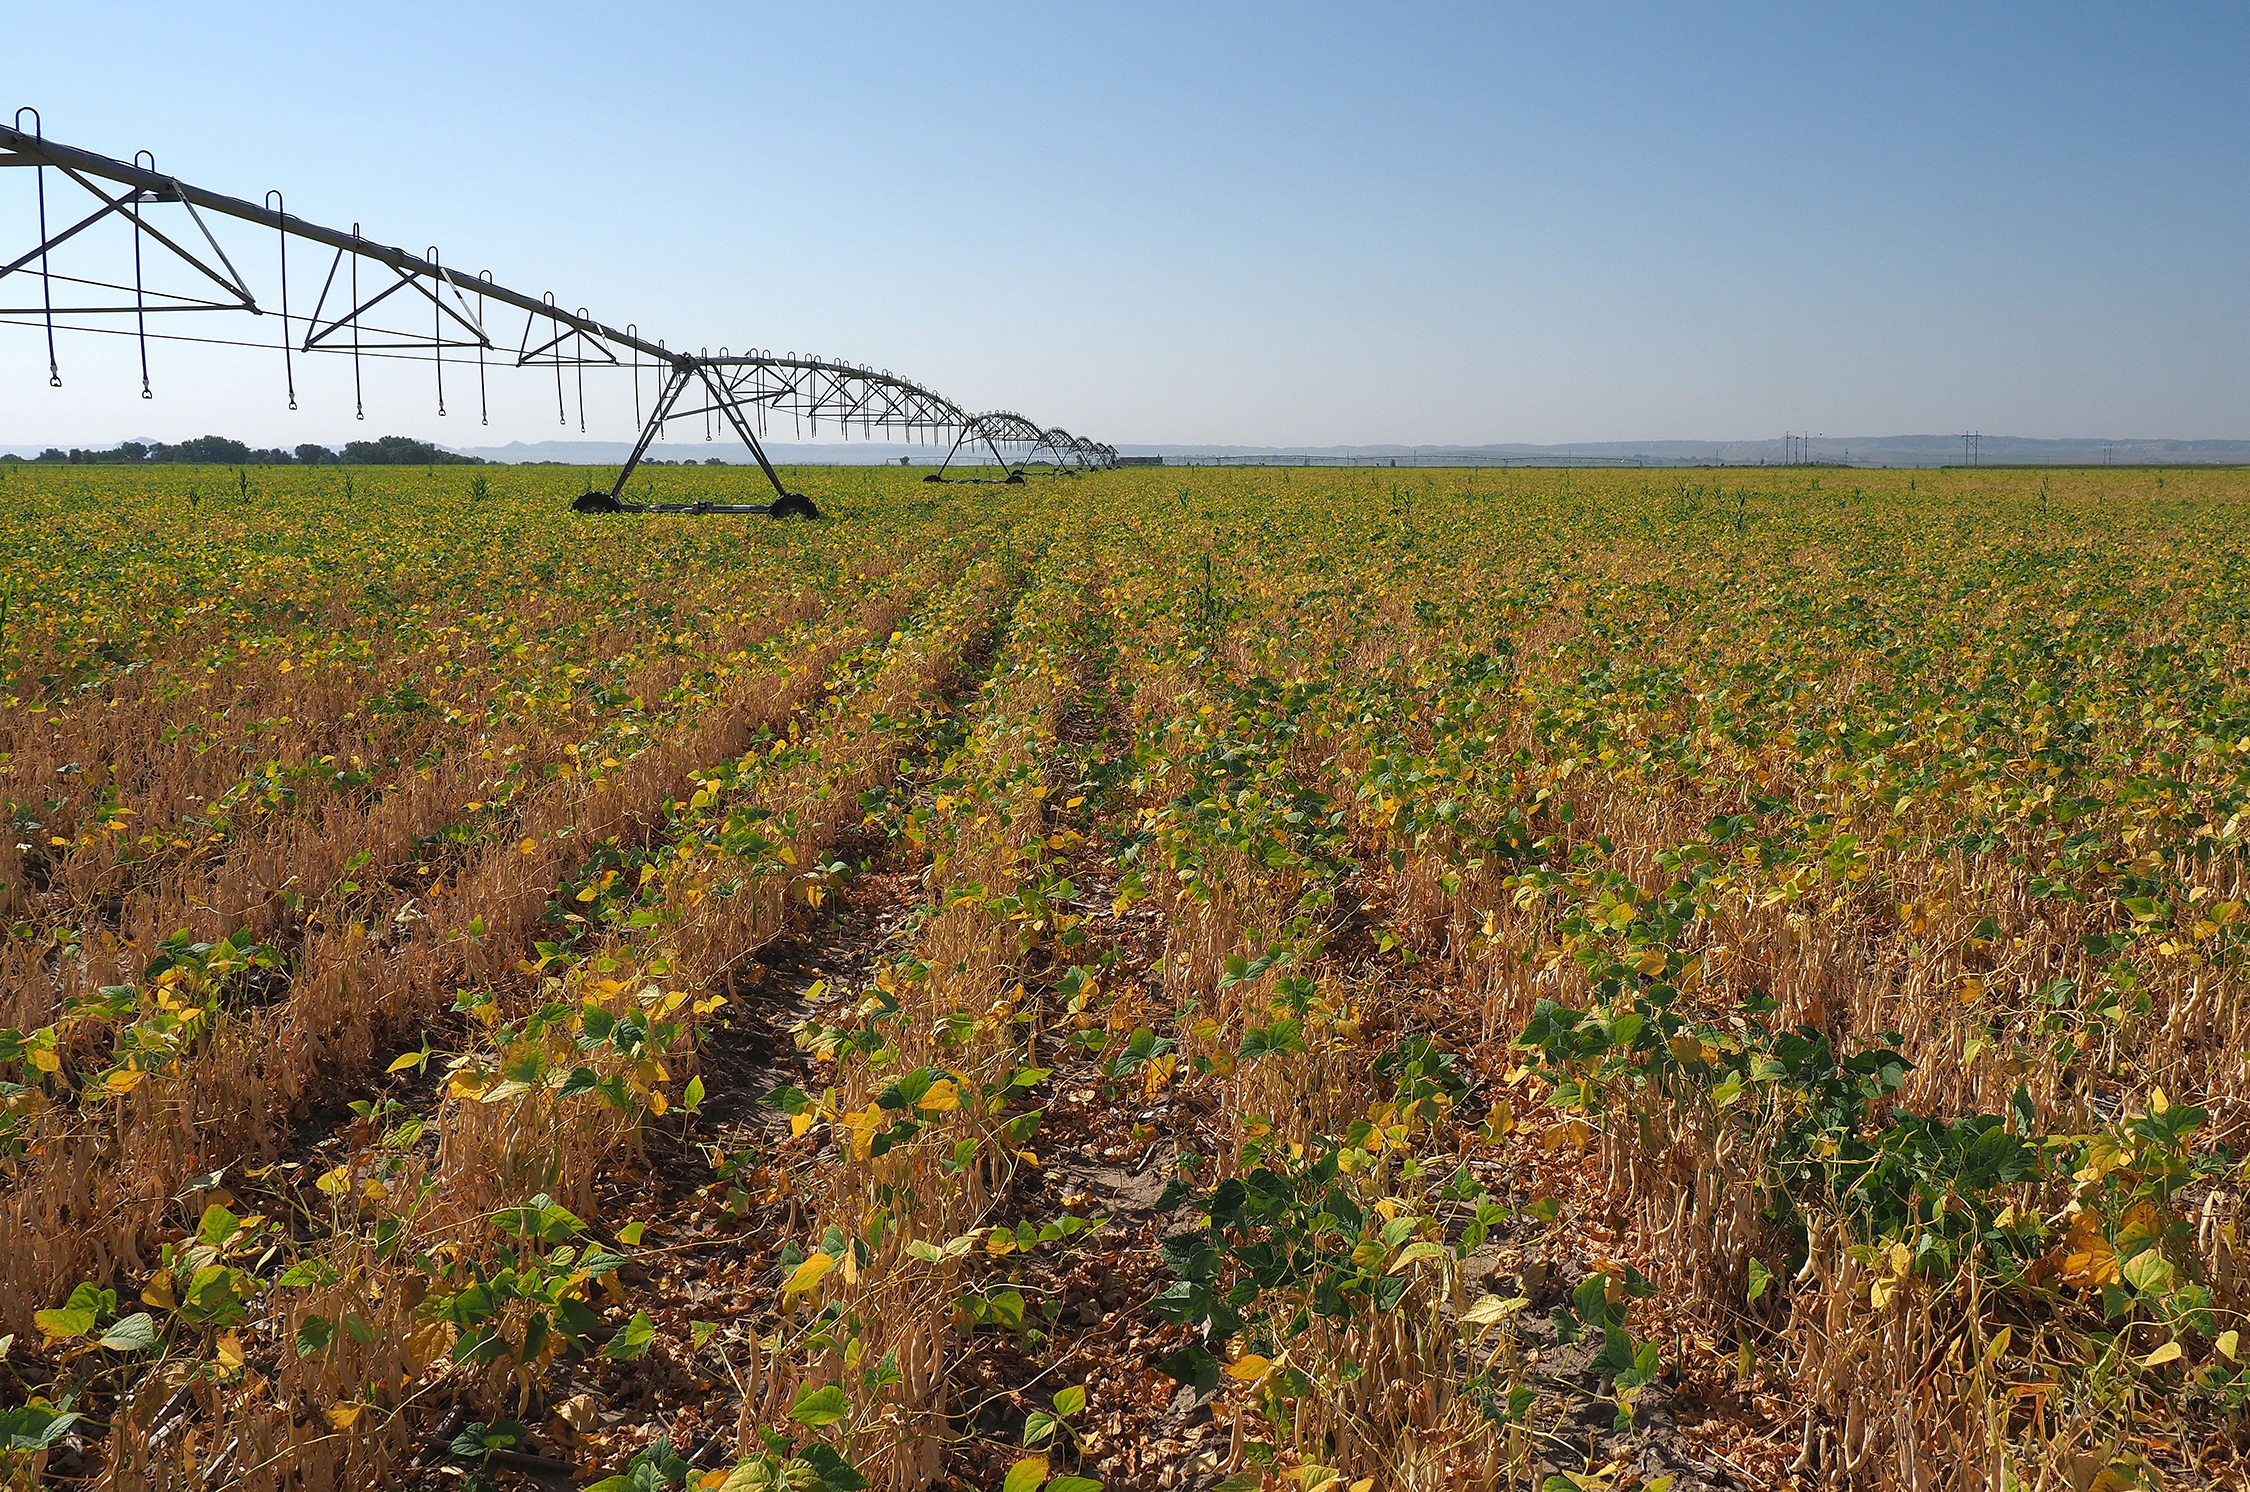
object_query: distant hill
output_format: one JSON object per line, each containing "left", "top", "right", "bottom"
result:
{"left": 1108, "top": 436, "right": 2250, "bottom": 468}
{"left": 7, "top": 434, "right": 2247, "bottom": 468}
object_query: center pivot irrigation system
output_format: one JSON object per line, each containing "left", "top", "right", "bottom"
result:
{"left": 0, "top": 111, "right": 1114, "bottom": 517}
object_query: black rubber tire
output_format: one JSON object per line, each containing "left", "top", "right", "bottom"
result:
{"left": 768, "top": 493, "right": 822, "bottom": 520}
{"left": 572, "top": 491, "right": 624, "bottom": 513}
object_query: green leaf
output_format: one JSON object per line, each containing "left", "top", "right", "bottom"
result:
{"left": 604, "top": 1310, "right": 656, "bottom": 1360}
{"left": 1002, "top": 1456, "right": 1049, "bottom": 1492}
{"left": 789, "top": 1383, "right": 852, "bottom": 1428}
{"left": 65, "top": 1282, "right": 118, "bottom": 1318}
{"left": 798, "top": 1442, "right": 868, "bottom": 1490}
{"left": 195, "top": 1203, "right": 242, "bottom": 1251}
{"left": 294, "top": 1314, "right": 334, "bottom": 1358}
{"left": 1048, "top": 1479, "right": 1103, "bottom": 1492}
{"left": 0, "top": 1405, "right": 83, "bottom": 1451}
{"left": 2122, "top": 1249, "right": 2175, "bottom": 1295}
{"left": 277, "top": 1258, "right": 341, "bottom": 1289}
{"left": 98, "top": 1312, "right": 159, "bottom": 1351}
{"left": 1746, "top": 1258, "right": 1772, "bottom": 1303}
{"left": 451, "top": 1419, "right": 524, "bottom": 1458}
{"left": 1052, "top": 1384, "right": 1086, "bottom": 1417}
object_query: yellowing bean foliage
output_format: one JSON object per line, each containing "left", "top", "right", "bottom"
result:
{"left": 2, "top": 461, "right": 2247, "bottom": 1490}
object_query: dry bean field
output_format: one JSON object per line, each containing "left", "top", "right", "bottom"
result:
{"left": 3, "top": 461, "right": 2249, "bottom": 1492}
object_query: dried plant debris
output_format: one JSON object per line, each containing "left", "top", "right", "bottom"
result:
{"left": 1, "top": 463, "right": 2247, "bottom": 1489}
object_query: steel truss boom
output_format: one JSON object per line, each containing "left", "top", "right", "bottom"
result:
{"left": 0, "top": 115, "right": 1114, "bottom": 511}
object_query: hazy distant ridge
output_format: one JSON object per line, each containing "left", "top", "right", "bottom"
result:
{"left": 8, "top": 435, "right": 2246, "bottom": 467}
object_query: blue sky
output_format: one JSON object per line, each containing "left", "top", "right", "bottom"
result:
{"left": 4, "top": 3, "right": 2247, "bottom": 448}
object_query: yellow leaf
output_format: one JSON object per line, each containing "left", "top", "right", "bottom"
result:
{"left": 1389, "top": 1241, "right": 1451, "bottom": 1273}
{"left": 518, "top": 837, "right": 538, "bottom": 855}
{"left": 142, "top": 1271, "right": 176, "bottom": 1310}
{"left": 2218, "top": 1330, "right": 2240, "bottom": 1362}
{"left": 2055, "top": 1216, "right": 2121, "bottom": 1288}
{"left": 916, "top": 1079, "right": 960, "bottom": 1113}
{"left": 1888, "top": 1241, "right": 1912, "bottom": 1277}
{"left": 1869, "top": 1276, "right": 1898, "bottom": 1310}
{"left": 214, "top": 1331, "right": 246, "bottom": 1372}
{"left": 31, "top": 1047, "right": 61, "bottom": 1073}
{"left": 1226, "top": 1354, "right": 1272, "bottom": 1382}
{"left": 2139, "top": 1340, "right": 2182, "bottom": 1368}
{"left": 406, "top": 1319, "right": 455, "bottom": 1368}
{"left": 790, "top": 1110, "right": 816, "bottom": 1138}
{"left": 1542, "top": 1118, "right": 1595, "bottom": 1152}
{"left": 2150, "top": 1087, "right": 2169, "bottom": 1115}
{"left": 446, "top": 1069, "right": 495, "bottom": 1101}
{"left": 385, "top": 1051, "right": 424, "bottom": 1074}
{"left": 326, "top": 1403, "right": 364, "bottom": 1430}
{"left": 105, "top": 1067, "right": 147, "bottom": 1095}
{"left": 782, "top": 1253, "right": 835, "bottom": 1298}
{"left": 1460, "top": 1294, "right": 1530, "bottom": 1326}
{"left": 315, "top": 1166, "right": 352, "bottom": 1196}
{"left": 839, "top": 1104, "right": 883, "bottom": 1162}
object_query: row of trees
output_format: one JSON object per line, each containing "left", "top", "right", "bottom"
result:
{"left": 7, "top": 436, "right": 483, "bottom": 466}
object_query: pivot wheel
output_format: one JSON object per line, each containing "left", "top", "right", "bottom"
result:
{"left": 572, "top": 491, "right": 624, "bottom": 513}
{"left": 768, "top": 493, "right": 822, "bottom": 520}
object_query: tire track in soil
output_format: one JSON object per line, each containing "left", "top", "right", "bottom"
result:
{"left": 936, "top": 603, "right": 1238, "bottom": 1492}
{"left": 390, "top": 582, "right": 1024, "bottom": 1489}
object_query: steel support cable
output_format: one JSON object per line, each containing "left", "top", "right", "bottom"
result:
{"left": 543, "top": 294, "right": 564, "bottom": 425}
{"left": 429, "top": 247, "right": 446, "bottom": 417}
{"left": 266, "top": 190, "right": 295, "bottom": 410}
{"left": 575, "top": 307, "right": 593, "bottom": 432}
{"left": 17, "top": 108, "right": 58, "bottom": 385}
{"left": 477, "top": 271, "right": 492, "bottom": 425}
{"left": 0, "top": 317, "right": 517, "bottom": 360}
{"left": 134, "top": 151, "right": 154, "bottom": 399}
{"left": 350, "top": 223, "right": 363, "bottom": 419}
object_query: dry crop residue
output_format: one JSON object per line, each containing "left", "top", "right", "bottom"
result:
{"left": 3, "top": 460, "right": 2249, "bottom": 1491}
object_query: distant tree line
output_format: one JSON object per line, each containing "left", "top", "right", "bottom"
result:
{"left": 3, "top": 435, "right": 483, "bottom": 466}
